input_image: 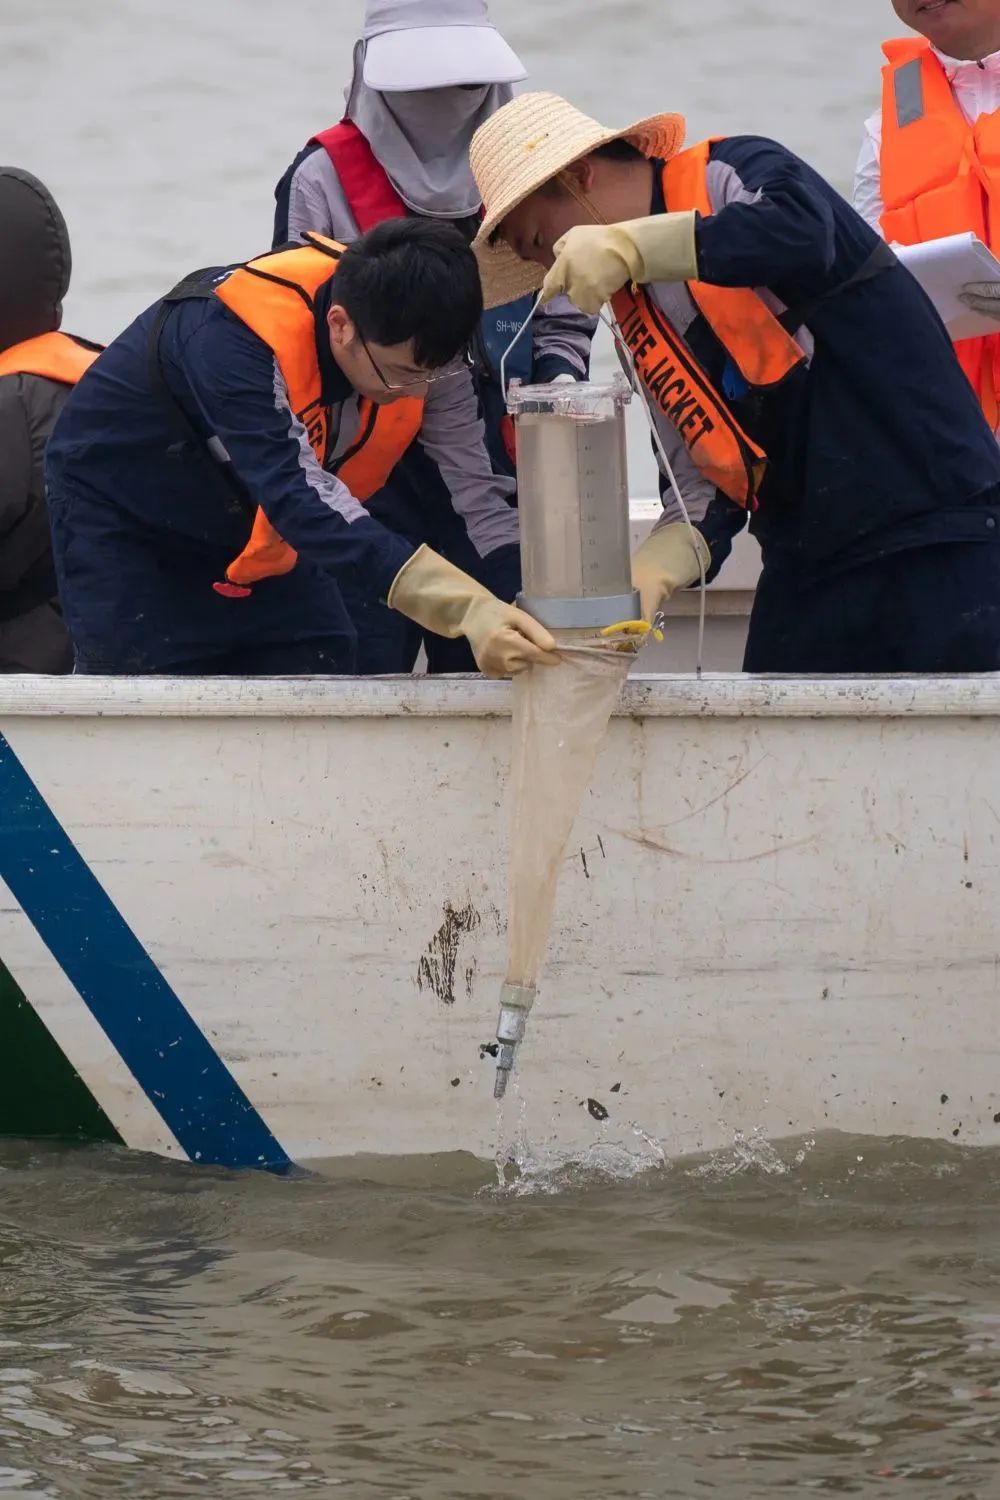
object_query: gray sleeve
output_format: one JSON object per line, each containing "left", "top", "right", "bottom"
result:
{"left": 625, "top": 281, "right": 716, "bottom": 532}
{"left": 644, "top": 405, "right": 718, "bottom": 532}
{"left": 418, "top": 370, "right": 519, "bottom": 558}
{"left": 284, "top": 152, "right": 361, "bottom": 245}
{"left": 704, "top": 158, "right": 763, "bottom": 213}
{"left": 531, "top": 294, "right": 596, "bottom": 379}
{"left": 644, "top": 400, "right": 748, "bottom": 578}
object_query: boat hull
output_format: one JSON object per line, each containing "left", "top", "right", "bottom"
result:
{"left": 0, "top": 674, "right": 997, "bottom": 1168}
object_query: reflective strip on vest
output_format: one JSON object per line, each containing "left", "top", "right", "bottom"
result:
{"left": 894, "top": 57, "right": 925, "bottom": 129}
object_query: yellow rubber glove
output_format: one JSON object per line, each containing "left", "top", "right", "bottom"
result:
{"left": 539, "top": 212, "right": 699, "bottom": 315}
{"left": 388, "top": 545, "right": 560, "bottom": 679}
{"left": 632, "top": 522, "right": 711, "bottom": 623}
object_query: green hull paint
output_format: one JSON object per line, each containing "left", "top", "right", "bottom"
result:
{"left": 0, "top": 957, "right": 122, "bottom": 1143}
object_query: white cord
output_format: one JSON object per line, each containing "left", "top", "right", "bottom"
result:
{"left": 497, "top": 297, "right": 708, "bottom": 677}
{"left": 597, "top": 310, "right": 707, "bottom": 678}
{"left": 499, "top": 289, "right": 546, "bottom": 402}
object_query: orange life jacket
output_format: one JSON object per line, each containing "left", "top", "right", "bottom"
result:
{"left": 610, "top": 140, "right": 806, "bottom": 508}
{"left": 879, "top": 35, "right": 1000, "bottom": 428}
{"left": 212, "top": 232, "right": 423, "bottom": 594}
{"left": 0, "top": 330, "right": 100, "bottom": 385}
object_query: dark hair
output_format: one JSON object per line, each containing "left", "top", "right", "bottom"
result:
{"left": 590, "top": 138, "right": 645, "bottom": 163}
{"left": 533, "top": 139, "right": 646, "bottom": 194}
{"left": 330, "top": 218, "right": 483, "bottom": 369}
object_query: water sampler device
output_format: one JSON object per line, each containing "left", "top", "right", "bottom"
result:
{"left": 493, "top": 376, "right": 639, "bottom": 1099}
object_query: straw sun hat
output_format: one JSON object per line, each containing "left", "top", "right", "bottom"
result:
{"left": 471, "top": 92, "right": 685, "bottom": 309}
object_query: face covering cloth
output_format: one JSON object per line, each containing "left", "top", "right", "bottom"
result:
{"left": 345, "top": 40, "right": 513, "bottom": 218}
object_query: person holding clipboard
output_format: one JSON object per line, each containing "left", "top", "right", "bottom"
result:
{"left": 855, "top": 1, "right": 1000, "bottom": 432}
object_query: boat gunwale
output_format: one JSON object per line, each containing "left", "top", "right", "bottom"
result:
{"left": 1, "top": 673, "right": 1000, "bottom": 718}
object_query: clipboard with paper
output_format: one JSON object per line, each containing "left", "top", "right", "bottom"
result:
{"left": 895, "top": 231, "right": 1000, "bottom": 341}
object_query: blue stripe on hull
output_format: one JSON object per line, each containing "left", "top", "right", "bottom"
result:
{"left": 0, "top": 732, "right": 291, "bottom": 1171}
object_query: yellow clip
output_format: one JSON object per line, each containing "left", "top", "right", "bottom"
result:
{"left": 599, "top": 619, "right": 665, "bottom": 645}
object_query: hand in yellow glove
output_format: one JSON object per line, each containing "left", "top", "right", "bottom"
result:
{"left": 632, "top": 522, "right": 710, "bottom": 623}
{"left": 388, "top": 545, "right": 560, "bottom": 679}
{"left": 539, "top": 211, "right": 699, "bottom": 316}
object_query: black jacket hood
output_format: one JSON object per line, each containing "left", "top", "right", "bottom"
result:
{"left": 0, "top": 168, "right": 72, "bottom": 354}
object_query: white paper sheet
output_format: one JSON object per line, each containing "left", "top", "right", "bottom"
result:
{"left": 895, "top": 231, "right": 1000, "bottom": 342}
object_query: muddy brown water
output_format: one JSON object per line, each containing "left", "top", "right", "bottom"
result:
{"left": 2, "top": 1133, "right": 1000, "bottom": 1497}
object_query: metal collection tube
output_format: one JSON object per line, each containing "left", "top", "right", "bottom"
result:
{"left": 493, "top": 982, "right": 536, "bottom": 1100}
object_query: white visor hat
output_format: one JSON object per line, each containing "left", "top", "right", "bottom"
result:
{"left": 361, "top": 0, "right": 527, "bottom": 92}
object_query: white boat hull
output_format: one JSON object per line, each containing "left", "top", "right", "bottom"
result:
{"left": 0, "top": 673, "right": 997, "bottom": 1168}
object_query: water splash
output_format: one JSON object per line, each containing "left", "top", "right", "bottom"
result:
{"left": 487, "top": 1111, "right": 668, "bottom": 1199}
{"left": 492, "top": 1071, "right": 530, "bottom": 1191}
{"left": 489, "top": 1099, "right": 819, "bottom": 1197}
{"left": 687, "top": 1128, "right": 816, "bottom": 1182}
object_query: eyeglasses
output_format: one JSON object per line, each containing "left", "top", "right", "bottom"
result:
{"left": 356, "top": 328, "right": 474, "bottom": 391}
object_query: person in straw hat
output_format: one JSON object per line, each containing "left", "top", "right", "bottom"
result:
{"left": 471, "top": 93, "right": 1000, "bottom": 672}
{"left": 272, "top": 1, "right": 594, "bottom": 674}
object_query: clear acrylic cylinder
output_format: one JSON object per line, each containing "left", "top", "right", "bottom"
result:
{"left": 507, "top": 376, "right": 638, "bottom": 629}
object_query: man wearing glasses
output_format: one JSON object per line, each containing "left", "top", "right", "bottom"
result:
{"left": 44, "top": 219, "right": 557, "bottom": 678}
